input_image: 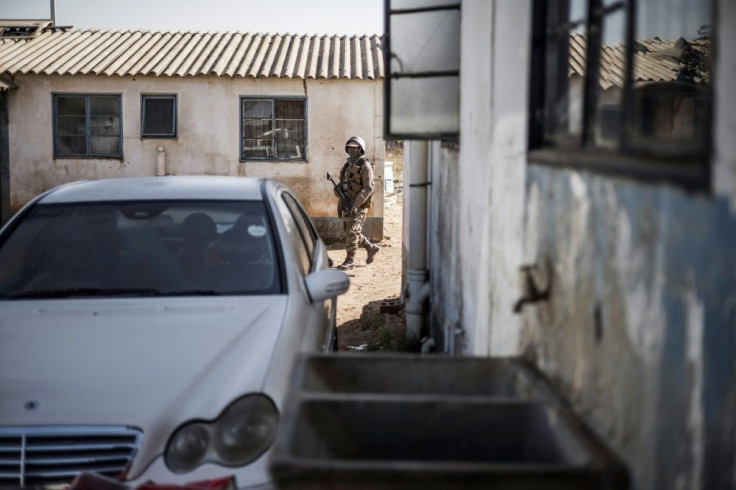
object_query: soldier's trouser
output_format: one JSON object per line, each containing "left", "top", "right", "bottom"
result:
{"left": 342, "top": 208, "right": 368, "bottom": 253}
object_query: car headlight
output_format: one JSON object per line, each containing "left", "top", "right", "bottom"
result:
{"left": 165, "top": 394, "right": 279, "bottom": 473}
{"left": 166, "top": 424, "right": 210, "bottom": 473}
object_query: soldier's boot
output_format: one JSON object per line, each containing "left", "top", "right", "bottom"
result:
{"left": 364, "top": 240, "right": 380, "bottom": 264}
{"left": 337, "top": 252, "right": 356, "bottom": 270}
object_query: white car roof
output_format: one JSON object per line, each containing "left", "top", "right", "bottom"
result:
{"left": 38, "top": 176, "right": 266, "bottom": 203}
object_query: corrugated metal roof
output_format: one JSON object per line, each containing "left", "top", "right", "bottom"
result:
{"left": 569, "top": 33, "right": 710, "bottom": 89}
{"left": 0, "top": 28, "right": 385, "bottom": 81}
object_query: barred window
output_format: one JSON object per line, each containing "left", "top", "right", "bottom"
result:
{"left": 54, "top": 94, "right": 122, "bottom": 158}
{"left": 241, "top": 98, "right": 306, "bottom": 161}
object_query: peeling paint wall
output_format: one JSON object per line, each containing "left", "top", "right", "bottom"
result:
{"left": 6, "top": 74, "right": 384, "bottom": 238}
{"left": 424, "top": 0, "right": 736, "bottom": 488}
{"left": 517, "top": 1, "right": 736, "bottom": 486}
{"left": 522, "top": 168, "right": 736, "bottom": 489}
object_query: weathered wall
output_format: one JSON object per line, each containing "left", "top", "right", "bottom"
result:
{"left": 522, "top": 168, "right": 736, "bottom": 489}
{"left": 455, "top": 0, "right": 494, "bottom": 354}
{"left": 518, "top": 1, "right": 736, "bottom": 487}
{"left": 6, "top": 74, "right": 384, "bottom": 238}
{"left": 424, "top": 0, "right": 736, "bottom": 488}
{"left": 428, "top": 142, "right": 462, "bottom": 353}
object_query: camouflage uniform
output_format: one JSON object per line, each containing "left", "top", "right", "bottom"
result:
{"left": 336, "top": 136, "right": 379, "bottom": 269}
{"left": 340, "top": 154, "right": 374, "bottom": 252}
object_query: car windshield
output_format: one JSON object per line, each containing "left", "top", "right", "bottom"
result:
{"left": 0, "top": 200, "right": 282, "bottom": 299}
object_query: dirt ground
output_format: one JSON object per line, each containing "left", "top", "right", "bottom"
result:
{"left": 327, "top": 192, "right": 409, "bottom": 352}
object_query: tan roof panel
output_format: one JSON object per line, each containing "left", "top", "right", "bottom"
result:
{"left": 0, "top": 28, "right": 385, "bottom": 80}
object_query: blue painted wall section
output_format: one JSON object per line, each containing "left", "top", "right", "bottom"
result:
{"left": 524, "top": 164, "right": 736, "bottom": 490}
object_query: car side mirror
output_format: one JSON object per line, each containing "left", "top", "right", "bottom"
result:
{"left": 305, "top": 269, "right": 350, "bottom": 303}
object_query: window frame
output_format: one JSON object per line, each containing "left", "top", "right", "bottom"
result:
{"left": 527, "top": 0, "right": 715, "bottom": 191}
{"left": 383, "top": 0, "right": 462, "bottom": 140}
{"left": 274, "top": 192, "right": 312, "bottom": 276}
{"left": 282, "top": 193, "right": 316, "bottom": 263}
{"left": 52, "top": 93, "right": 123, "bottom": 159}
{"left": 239, "top": 96, "right": 307, "bottom": 162}
{"left": 140, "top": 94, "right": 177, "bottom": 139}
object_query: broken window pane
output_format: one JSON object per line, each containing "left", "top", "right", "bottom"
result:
{"left": 390, "top": 9, "right": 460, "bottom": 74}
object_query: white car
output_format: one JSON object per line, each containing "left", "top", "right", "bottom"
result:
{"left": 0, "top": 176, "right": 349, "bottom": 489}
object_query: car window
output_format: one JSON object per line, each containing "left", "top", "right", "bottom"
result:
{"left": 282, "top": 193, "right": 315, "bottom": 256}
{"left": 0, "top": 200, "right": 282, "bottom": 299}
{"left": 275, "top": 195, "right": 311, "bottom": 276}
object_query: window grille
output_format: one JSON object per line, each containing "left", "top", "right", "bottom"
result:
{"left": 241, "top": 98, "right": 306, "bottom": 160}
{"left": 54, "top": 94, "right": 122, "bottom": 158}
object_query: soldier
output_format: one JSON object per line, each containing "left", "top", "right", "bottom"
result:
{"left": 335, "top": 136, "right": 380, "bottom": 270}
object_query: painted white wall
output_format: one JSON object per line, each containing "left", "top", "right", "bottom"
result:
{"left": 7, "top": 74, "right": 384, "bottom": 218}
{"left": 454, "top": 0, "right": 530, "bottom": 356}
{"left": 713, "top": 0, "right": 736, "bottom": 210}
{"left": 457, "top": 0, "right": 494, "bottom": 355}
{"left": 485, "top": 1, "right": 531, "bottom": 356}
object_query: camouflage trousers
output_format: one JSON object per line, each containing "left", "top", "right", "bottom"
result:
{"left": 341, "top": 208, "right": 368, "bottom": 253}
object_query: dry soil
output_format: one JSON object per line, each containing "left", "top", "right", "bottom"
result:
{"left": 326, "top": 193, "right": 408, "bottom": 352}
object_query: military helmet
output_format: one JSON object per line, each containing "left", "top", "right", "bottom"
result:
{"left": 345, "top": 136, "right": 366, "bottom": 155}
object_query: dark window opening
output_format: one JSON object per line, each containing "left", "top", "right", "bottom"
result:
{"left": 141, "top": 95, "right": 177, "bottom": 138}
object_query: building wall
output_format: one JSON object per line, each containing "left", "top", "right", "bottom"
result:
{"left": 6, "top": 74, "right": 384, "bottom": 239}
{"left": 521, "top": 2, "right": 736, "bottom": 487}
{"left": 425, "top": 0, "right": 735, "bottom": 488}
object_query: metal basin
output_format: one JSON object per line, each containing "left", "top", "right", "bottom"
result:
{"left": 272, "top": 398, "right": 627, "bottom": 489}
{"left": 289, "top": 400, "right": 584, "bottom": 463}
{"left": 297, "top": 354, "right": 554, "bottom": 400}
{"left": 271, "top": 354, "right": 629, "bottom": 489}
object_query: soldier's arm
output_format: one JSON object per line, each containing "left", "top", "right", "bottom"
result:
{"left": 353, "top": 163, "right": 374, "bottom": 209}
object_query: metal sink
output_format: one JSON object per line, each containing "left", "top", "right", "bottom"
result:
{"left": 296, "top": 353, "right": 555, "bottom": 400}
{"left": 289, "top": 400, "right": 586, "bottom": 463}
{"left": 270, "top": 354, "right": 629, "bottom": 489}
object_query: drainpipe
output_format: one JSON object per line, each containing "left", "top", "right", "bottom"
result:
{"left": 50, "top": 0, "right": 56, "bottom": 25}
{"left": 405, "top": 141, "right": 430, "bottom": 343}
{"left": 0, "top": 91, "right": 10, "bottom": 225}
{"left": 156, "top": 146, "right": 166, "bottom": 176}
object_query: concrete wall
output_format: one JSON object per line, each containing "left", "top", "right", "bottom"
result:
{"left": 523, "top": 167, "right": 736, "bottom": 490}
{"left": 521, "top": 2, "right": 736, "bottom": 487}
{"left": 6, "top": 74, "right": 384, "bottom": 239}
{"left": 423, "top": 0, "right": 736, "bottom": 488}
{"left": 425, "top": 1, "right": 529, "bottom": 355}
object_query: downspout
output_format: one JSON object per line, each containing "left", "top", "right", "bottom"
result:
{"left": 405, "top": 141, "right": 431, "bottom": 344}
{"left": 0, "top": 91, "right": 10, "bottom": 225}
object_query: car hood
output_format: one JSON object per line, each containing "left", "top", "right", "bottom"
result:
{"left": 0, "top": 296, "right": 287, "bottom": 474}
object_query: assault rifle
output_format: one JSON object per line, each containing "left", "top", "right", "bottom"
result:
{"left": 327, "top": 172, "right": 354, "bottom": 216}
